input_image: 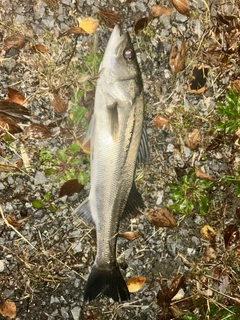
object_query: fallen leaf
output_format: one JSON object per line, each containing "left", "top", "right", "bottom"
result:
{"left": 79, "top": 17, "right": 99, "bottom": 34}
{"left": 224, "top": 224, "right": 240, "bottom": 249}
{"left": 7, "top": 87, "right": 26, "bottom": 106}
{"left": 51, "top": 93, "right": 68, "bottom": 113}
{"left": 201, "top": 225, "right": 216, "bottom": 241}
{"left": 169, "top": 274, "right": 185, "bottom": 300}
{"left": 6, "top": 213, "right": 23, "bottom": 228}
{"left": 59, "top": 26, "right": 86, "bottom": 38}
{"left": 126, "top": 276, "right": 146, "bottom": 292}
{"left": 0, "top": 115, "right": 22, "bottom": 134}
{"left": 3, "top": 33, "right": 25, "bottom": 51}
{"left": 171, "top": 0, "right": 190, "bottom": 16}
{"left": 195, "top": 167, "right": 214, "bottom": 181}
{"left": 0, "top": 298, "right": 16, "bottom": 319}
{"left": 32, "top": 43, "right": 49, "bottom": 53}
{"left": 185, "top": 129, "right": 202, "bottom": 150}
{"left": 97, "top": 9, "right": 121, "bottom": 29}
{"left": 24, "top": 124, "right": 52, "bottom": 140}
{"left": 118, "top": 231, "right": 139, "bottom": 241}
{"left": 146, "top": 207, "right": 176, "bottom": 228}
{"left": 0, "top": 101, "right": 30, "bottom": 123}
{"left": 169, "top": 37, "right": 186, "bottom": 74}
{"left": 152, "top": 5, "right": 173, "bottom": 17}
{"left": 59, "top": 179, "right": 84, "bottom": 197}
{"left": 153, "top": 115, "right": 169, "bottom": 127}
{"left": 134, "top": 16, "right": 153, "bottom": 36}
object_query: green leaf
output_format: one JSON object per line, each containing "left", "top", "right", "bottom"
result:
{"left": 32, "top": 199, "right": 44, "bottom": 209}
{"left": 77, "top": 171, "right": 89, "bottom": 185}
{"left": 57, "top": 149, "right": 68, "bottom": 162}
{"left": 68, "top": 142, "right": 81, "bottom": 155}
{"left": 44, "top": 191, "right": 51, "bottom": 202}
{"left": 40, "top": 150, "right": 53, "bottom": 162}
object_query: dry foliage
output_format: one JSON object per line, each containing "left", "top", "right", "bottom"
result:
{"left": 169, "top": 37, "right": 186, "bottom": 74}
{"left": 126, "top": 276, "right": 146, "bottom": 292}
{"left": 146, "top": 207, "right": 176, "bottom": 228}
{"left": 152, "top": 5, "right": 173, "bottom": 17}
{"left": 171, "top": 0, "right": 190, "bottom": 17}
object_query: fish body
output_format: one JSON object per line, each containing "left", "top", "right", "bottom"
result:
{"left": 73, "top": 25, "right": 148, "bottom": 301}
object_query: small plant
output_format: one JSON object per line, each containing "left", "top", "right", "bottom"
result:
{"left": 215, "top": 89, "right": 240, "bottom": 134}
{"left": 40, "top": 142, "right": 90, "bottom": 186}
{"left": 169, "top": 170, "right": 213, "bottom": 215}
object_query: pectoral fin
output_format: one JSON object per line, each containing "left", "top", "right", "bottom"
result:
{"left": 136, "top": 123, "right": 149, "bottom": 166}
{"left": 72, "top": 197, "right": 95, "bottom": 226}
{"left": 121, "top": 182, "right": 144, "bottom": 219}
{"left": 107, "top": 102, "right": 119, "bottom": 142}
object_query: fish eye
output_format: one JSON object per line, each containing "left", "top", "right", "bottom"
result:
{"left": 123, "top": 48, "right": 134, "bottom": 60}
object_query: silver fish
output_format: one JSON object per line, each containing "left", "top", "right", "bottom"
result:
{"left": 73, "top": 25, "right": 148, "bottom": 302}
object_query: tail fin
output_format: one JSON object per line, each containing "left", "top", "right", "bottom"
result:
{"left": 84, "top": 265, "right": 130, "bottom": 302}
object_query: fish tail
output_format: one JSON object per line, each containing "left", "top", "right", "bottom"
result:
{"left": 84, "top": 265, "right": 130, "bottom": 302}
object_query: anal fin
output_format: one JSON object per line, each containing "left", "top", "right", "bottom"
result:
{"left": 121, "top": 182, "right": 144, "bottom": 219}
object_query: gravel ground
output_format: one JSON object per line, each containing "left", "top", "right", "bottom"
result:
{"left": 0, "top": 0, "right": 240, "bottom": 319}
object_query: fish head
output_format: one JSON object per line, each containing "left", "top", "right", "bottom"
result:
{"left": 99, "top": 25, "right": 143, "bottom": 104}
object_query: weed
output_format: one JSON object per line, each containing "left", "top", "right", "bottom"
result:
{"left": 215, "top": 89, "right": 240, "bottom": 134}
{"left": 169, "top": 170, "right": 213, "bottom": 215}
{"left": 40, "top": 143, "right": 90, "bottom": 185}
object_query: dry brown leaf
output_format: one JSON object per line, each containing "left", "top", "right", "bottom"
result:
{"left": 153, "top": 115, "right": 169, "bottom": 127}
{"left": 146, "top": 207, "right": 176, "bottom": 228}
{"left": 201, "top": 225, "right": 216, "bottom": 241}
{"left": 152, "top": 5, "right": 173, "bottom": 17}
{"left": 134, "top": 16, "right": 153, "bottom": 36}
{"left": 32, "top": 43, "right": 49, "bottom": 53}
{"left": 79, "top": 17, "right": 99, "bottom": 34}
{"left": 169, "top": 274, "right": 185, "bottom": 300}
{"left": 0, "top": 101, "right": 30, "bottom": 123}
{"left": 97, "top": 9, "right": 121, "bottom": 29}
{"left": 51, "top": 93, "right": 68, "bottom": 113}
{"left": 171, "top": 0, "right": 190, "bottom": 16}
{"left": 195, "top": 167, "right": 214, "bottom": 181}
{"left": 118, "top": 231, "right": 139, "bottom": 241}
{"left": 0, "top": 115, "right": 22, "bottom": 134}
{"left": 169, "top": 37, "right": 186, "bottom": 74}
{"left": 185, "top": 129, "right": 202, "bottom": 150}
{"left": 3, "top": 34, "right": 25, "bottom": 51}
{"left": 224, "top": 224, "right": 240, "bottom": 249}
{"left": 59, "top": 179, "right": 84, "bottom": 197}
{"left": 126, "top": 276, "right": 146, "bottom": 293}
{"left": 6, "top": 213, "right": 24, "bottom": 228}
{"left": 7, "top": 88, "right": 26, "bottom": 106}
{"left": 0, "top": 299, "right": 17, "bottom": 319}
{"left": 59, "top": 26, "right": 86, "bottom": 38}
{"left": 24, "top": 124, "right": 52, "bottom": 140}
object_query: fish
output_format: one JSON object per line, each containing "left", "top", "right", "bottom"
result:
{"left": 72, "top": 25, "right": 148, "bottom": 302}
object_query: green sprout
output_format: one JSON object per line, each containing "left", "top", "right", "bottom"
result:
{"left": 216, "top": 89, "right": 240, "bottom": 134}
{"left": 169, "top": 170, "right": 213, "bottom": 215}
